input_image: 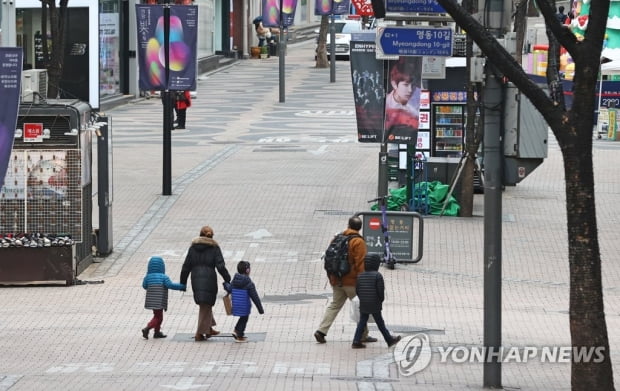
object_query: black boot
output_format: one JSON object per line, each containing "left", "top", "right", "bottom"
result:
{"left": 153, "top": 331, "right": 167, "bottom": 339}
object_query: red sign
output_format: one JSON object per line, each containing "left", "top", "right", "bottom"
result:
{"left": 23, "top": 123, "right": 43, "bottom": 142}
{"left": 368, "top": 217, "right": 381, "bottom": 230}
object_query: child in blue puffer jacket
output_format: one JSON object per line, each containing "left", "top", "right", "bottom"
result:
{"left": 142, "top": 256, "right": 186, "bottom": 339}
{"left": 225, "top": 261, "right": 264, "bottom": 343}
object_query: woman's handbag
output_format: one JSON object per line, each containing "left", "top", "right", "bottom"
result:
{"left": 223, "top": 294, "right": 233, "bottom": 316}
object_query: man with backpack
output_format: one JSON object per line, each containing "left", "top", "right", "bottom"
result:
{"left": 314, "top": 216, "right": 377, "bottom": 344}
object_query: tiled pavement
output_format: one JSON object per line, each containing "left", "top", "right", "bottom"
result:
{"left": 1, "top": 40, "right": 620, "bottom": 390}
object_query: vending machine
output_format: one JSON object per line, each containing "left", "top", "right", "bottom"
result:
{"left": 430, "top": 91, "right": 467, "bottom": 157}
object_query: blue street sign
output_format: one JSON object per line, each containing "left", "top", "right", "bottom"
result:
{"left": 377, "top": 26, "right": 453, "bottom": 57}
{"left": 385, "top": 0, "right": 446, "bottom": 13}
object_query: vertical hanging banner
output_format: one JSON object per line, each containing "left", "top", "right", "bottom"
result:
{"left": 136, "top": 4, "right": 197, "bottom": 91}
{"left": 315, "top": 0, "right": 350, "bottom": 15}
{"left": 0, "top": 48, "right": 23, "bottom": 189}
{"left": 262, "top": 0, "right": 298, "bottom": 27}
{"left": 136, "top": 5, "right": 165, "bottom": 90}
{"left": 384, "top": 57, "right": 422, "bottom": 144}
{"left": 350, "top": 34, "right": 384, "bottom": 143}
{"left": 331, "top": 0, "right": 351, "bottom": 15}
{"left": 168, "top": 5, "right": 197, "bottom": 90}
{"left": 315, "top": 0, "right": 333, "bottom": 15}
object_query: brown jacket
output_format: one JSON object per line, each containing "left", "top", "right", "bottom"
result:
{"left": 328, "top": 228, "right": 367, "bottom": 286}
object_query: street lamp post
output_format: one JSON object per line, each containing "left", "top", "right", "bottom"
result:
{"left": 162, "top": 0, "right": 172, "bottom": 196}
{"left": 278, "top": 0, "right": 285, "bottom": 103}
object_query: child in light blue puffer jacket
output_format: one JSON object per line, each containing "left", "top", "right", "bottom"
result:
{"left": 142, "top": 256, "right": 185, "bottom": 339}
{"left": 225, "top": 261, "right": 264, "bottom": 343}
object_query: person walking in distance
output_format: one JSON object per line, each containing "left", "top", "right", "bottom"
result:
{"left": 141, "top": 256, "right": 186, "bottom": 339}
{"left": 174, "top": 90, "right": 191, "bottom": 129}
{"left": 314, "top": 216, "right": 377, "bottom": 344}
{"left": 225, "top": 261, "right": 264, "bottom": 343}
{"left": 351, "top": 254, "right": 401, "bottom": 349}
{"left": 180, "top": 226, "right": 231, "bottom": 341}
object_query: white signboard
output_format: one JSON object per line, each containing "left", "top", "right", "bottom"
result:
{"left": 416, "top": 131, "right": 430, "bottom": 149}
{"left": 422, "top": 56, "right": 446, "bottom": 79}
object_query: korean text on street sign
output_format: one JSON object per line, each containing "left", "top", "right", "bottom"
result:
{"left": 377, "top": 26, "right": 453, "bottom": 57}
{"left": 385, "top": 0, "right": 446, "bottom": 13}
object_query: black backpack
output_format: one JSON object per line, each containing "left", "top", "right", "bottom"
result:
{"left": 323, "top": 233, "right": 361, "bottom": 282}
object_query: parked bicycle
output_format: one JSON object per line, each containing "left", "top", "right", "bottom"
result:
{"left": 368, "top": 195, "right": 396, "bottom": 270}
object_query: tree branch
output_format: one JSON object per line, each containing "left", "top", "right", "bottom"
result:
{"left": 435, "top": 0, "right": 559, "bottom": 119}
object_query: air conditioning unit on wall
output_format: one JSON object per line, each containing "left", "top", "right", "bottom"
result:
{"left": 21, "top": 69, "right": 48, "bottom": 103}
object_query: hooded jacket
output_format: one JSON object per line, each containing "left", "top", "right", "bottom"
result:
{"left": 328, "top": 227, "right": 366, "bottom": 287}
{"left": 180, "top": 236, "right": 231, "bottom": 305}
{"left": 230, "top": 273, "right": 264, "bottom": 317}
{"left": 142, "top": 256, "right": 185, "bottom": 311}
{"left": 355, "top": 255, "right": 384, "bottom": 314}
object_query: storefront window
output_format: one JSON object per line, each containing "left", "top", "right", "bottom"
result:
{"left": 195, "top": 0, "right": 214, "bottom": 58}
{"left": 100, "top": 0, "right": 120, "bottom": 97}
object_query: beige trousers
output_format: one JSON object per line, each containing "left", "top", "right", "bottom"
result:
{"left": 317, "top": 284, "right": 368, "bottom": 339}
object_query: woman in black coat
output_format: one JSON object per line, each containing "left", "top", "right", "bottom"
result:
{"left": 180, "top": 226, "right": 231, "bottom": 341}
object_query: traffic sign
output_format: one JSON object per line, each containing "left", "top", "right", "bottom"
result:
{"left": 376, "top": 26, "right": 453, "bottom": 57}
{"left": 368, "top": 217, "right": 381, "bottom": 230}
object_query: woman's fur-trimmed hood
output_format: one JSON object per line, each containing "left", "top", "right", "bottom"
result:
{"left": 191, "top": 236, "right": 219, "bottom": 247}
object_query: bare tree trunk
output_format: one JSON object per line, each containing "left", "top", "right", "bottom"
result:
{"left": 315, "top": 16, "right": 329, "bottom": 69}
{"left": 435, "top": 0, "right": 615, "bottom": 387}
{"left": 41, "top": 3, "right": 49, "bottom": 68}
{"left": 513, "top": 0, "right": 529, "bottom": 65}
{"left": 43, "top": 0, "right": 69, "bottom": 99}
{"left": 563, "top": 141, "right": 614, "bottom": 390}
{"left": 459, "top": 0, "right": 480, "bottom": 217}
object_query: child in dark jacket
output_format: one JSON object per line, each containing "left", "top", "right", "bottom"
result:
{"left": 352, "top": 254, "right": 401, "bottom": 349}
{"left": 226, "top": 261, "right": 264, "bottom": 343}
{"left": 142, "top": 256, "right": 186, "bottom": 339}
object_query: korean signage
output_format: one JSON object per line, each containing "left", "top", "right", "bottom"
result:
{"left": 432, "top": 90, "right": 468, "bottom": 103}
{"left": 0, "top": 48, "right": 23, "bottom": 190}
{"left": 377, "top": 26, "right": 453, "bottom": 57}
{"left": 363, "top": 214, "right": 414, "bottom": 261}
{"left": 416, "top": 131, "right": 430, "bottom": 148}
{"left": 23, "top": 123, "right": 44, "bottom": 143}
{"left": 385, "top": 0, "right": 446, "bottom": 13}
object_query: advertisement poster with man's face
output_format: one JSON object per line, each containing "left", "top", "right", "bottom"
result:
{"left": 0, "top": 48, "right": 23, "bottom": 190}
{"left": 350, "top": 37, "right": 385, "bottom": 143}
{"left": 384, "top": 57, "right": 422, "bottom": 144}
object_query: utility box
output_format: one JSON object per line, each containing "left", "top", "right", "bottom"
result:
{"left": 503, "top": 83, "right": 548, "bottom": 185}
{"left": 0, "top": 99, "right": 94, "bottom": 283}
{"left": 426, "top": 157, "right": 462, "bottom": 201}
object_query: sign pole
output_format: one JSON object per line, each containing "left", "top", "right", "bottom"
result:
{"left": 278, "top": 0, "right": 285, "bottom": 103}
{"left": 162, "top": 1, "right": 172, "bottom": 196}
{"left": 330, "top": 13, "right": 336, "bottom": 83}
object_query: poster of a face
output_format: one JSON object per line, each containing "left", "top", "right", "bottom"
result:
{"left": 384, "top": 57, "right": 422, "bottom": 144}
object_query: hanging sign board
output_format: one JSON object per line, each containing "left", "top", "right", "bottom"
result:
{"left": 377, "top": 26, "right": 453, "bottom": 57}
{"left": 385, "top": 0, "right": 446, "bottom": 13}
